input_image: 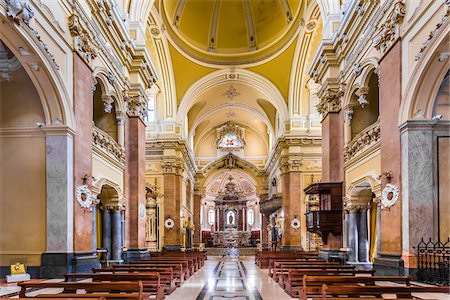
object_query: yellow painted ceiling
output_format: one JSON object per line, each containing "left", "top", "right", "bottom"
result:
{"left": 160, "top": 0, "right": 302, "bottom": 65}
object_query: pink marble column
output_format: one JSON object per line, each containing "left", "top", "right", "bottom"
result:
{"left": 125, "top": 116, "right": 146, "bottom": 249}
{"left": 73, "top": 55, "right": 93, "bottom": 252}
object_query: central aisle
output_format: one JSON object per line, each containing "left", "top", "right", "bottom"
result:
{"left": 166, "top": 256, "right": 293, "bottom": 300}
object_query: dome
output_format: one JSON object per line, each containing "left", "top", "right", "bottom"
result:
{"left": 160, "top": 0, "right": 302, "bottom": 65}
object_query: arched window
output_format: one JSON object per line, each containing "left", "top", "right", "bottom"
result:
{"left": 208, "top": 209, "right": 215, "bottom": 225}
{"left": 145, "top": 96, "right": 156, "bottom": 122}
{"left": 247, "top": 209, "right": 255, "bottom": 225}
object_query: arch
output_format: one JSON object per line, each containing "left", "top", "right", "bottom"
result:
{"left": 342, "top": 58, "right": 379, "bottom": 107}
{"left": 178, "top": 68, "right": 288, "bottom": 136}
{"left": 92, "top": 177, "right": 124, "bottom": 204}
{"left": 346, "top": 175, "right": 381, "bottom": 201}
{"left": 0, "top": 15, "right": 75, "bottom": 128}
{"left": 400, "top": 24, "right": 449, "bottom": 123}
{"left": 92, "top": 67, "right": 126, "bottom": 113}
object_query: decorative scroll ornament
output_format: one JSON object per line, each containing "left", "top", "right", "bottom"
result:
{"left": 373, "top": 0, "right": 406, "bottom": 54}
{"left": 291, "top": 218, "right": 301, "bottom": 230}
{"left": 6, "top": 0, "right": 34, "bottom": 25}
{"left": 68, "top": 14, "right": 98, "bottom": 64}
{"left": 164, "top": 218, "right": 175, "bottom": 229}
{"left": 76, "top": 185, "right": 93, "bottom": 210}
{"left": 381, "top": 183, "right": 399, "bottom": 209}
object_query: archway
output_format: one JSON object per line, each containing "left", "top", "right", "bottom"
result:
{"left": 0, "top": 40, "right": 47, "bottom": 276}
{"left": 95, "top": 185, "right": 124, "bottom": 263}
{"left": 200, "top": 169, "right": 261, "bottom": 248}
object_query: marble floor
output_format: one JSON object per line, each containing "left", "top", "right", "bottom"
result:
{"left": 166, "top": 256, "right": 304, "bottom": 300}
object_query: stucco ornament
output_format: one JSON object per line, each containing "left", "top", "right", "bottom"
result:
{"left": 76, "top": 185, "right": 93, "bottom": 210}
{"left": 381, "top": 183, "right": 399, "bottom": 209}
{"left": 290, "top": 218, "right": 301, "bottom": 230}
{"left": 6, "top": 0, "right": 34, "bottom": 25}
{"left": 164, "top": 218, "right": 175, "bottom": 229}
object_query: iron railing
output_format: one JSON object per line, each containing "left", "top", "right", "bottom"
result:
{"left": 416, "top": 237, "right": 450, "bottom": 286}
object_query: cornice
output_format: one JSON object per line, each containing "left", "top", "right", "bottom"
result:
{"left": 146, "top": 138, "right": 198, "bottom": 176}
{"left": 265, "top": 135, "right": 322, "bottom": 175}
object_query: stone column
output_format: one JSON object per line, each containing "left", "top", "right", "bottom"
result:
{"left": 358, "top": 207, "right": 369, "bottom": 263}
{"left": 92, "top": 200, "right": 99, "bottom": 251}
{"left": 261, "top": 214, "right": 268, "bottom": 246}
{"left": 193, "top": 192, "right": 202, "bottom": 244}
{"left": 281, "top": 166, "right": 302, "bottom": 250}
{"left": 102, "top": 207, "right": 112, "bottom": 260}
{"left": 116, "top": 113, "right": 125, "bottom": 146}
{"left": 347, "top": 207, "right": 359, "bottom": 262}
{"left": 343, "top": 210, "right": 349, "bottom": 248}
{"left": 124, "top": 113, "right": 148, "bottom": 261}
{"left": 111, "top": 208, "right": 122, "bottom": 260}
{"left": 375, "top": 39, "right": 404, "bottom": 274}
{"left": 163, "top": 168, "right": 182, "bottom": 246}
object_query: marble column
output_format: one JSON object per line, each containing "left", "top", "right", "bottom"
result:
{"left": 261, "top": 214, "right": 268, "bottom": 245}
{"left": 343, "top": 210, "right": 349, "bottom": 248}
{"left": 44, "top": 130, "right": 74, "bottom": 253}
{"left": 347, "top": 209, "right": 359, "bottom": 262}
{"left": 111, "top": 208, "right": 122, "bottom": 260}
{"left": 102, "top": 208, "right": 112, "bottom": 260}
{"left": 163, "top": 172, "right": 182, "bottom": 245}
{"left": 125, "top": 116, "right": 147, "bottom": 249}
{"left": 281, "top": 170, "right": 302, "bottom": 248}
{"left": 358, "top": 208, "right": 369, "bottom": 263}
{"left": 193, "top": 193, "right": 202, "bottom": 244}
{"left": 92, "top": 203, "right": 98, "bottom": 251}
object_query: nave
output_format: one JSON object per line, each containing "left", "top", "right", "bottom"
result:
{"left": 2, "top": 252, "right": 450, "bottom": 300}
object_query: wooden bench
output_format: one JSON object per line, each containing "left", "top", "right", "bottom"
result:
{"left": 93, "top": 266, "right": 184, "bottom": 287}
{"left": 315, "top": 284, "right": 450, "bottom": 300}
{"left": 256, "top": 252, "right": 318, "bottom": 268}
{"left": 294, "top": 275, "right": 411, "bottom": 298}
{"left": 268, "top": 258, "right": 321, "bottom": 272}
{"left": 273, "top": 265, "right": 356, "bottom": 284}
{"left": 117, "top": 262, "right": 189, "bottom": 280}
{"left": 282, "top": 269, "right": 375, "bottom": 295}
{"left": 136, "top": 258, "right": 195, "bottom": 275}
{"left": 269, "top": 261, "right": 339, "bottom": 278}
{"left": 17, "top": 281, "right": 162, "bottom": 300}
{"left": 64, "top": 272, "right": 171, "bottom": 295}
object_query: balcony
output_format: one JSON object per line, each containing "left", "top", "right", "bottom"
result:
{"left": 260, "top": 193, "right": 282, "bottom": 215}
{"left": 306, "top": 210, "right": 342, "bottom": 244}
{"left": 344, "top": 119, "right": 380, "bottom": 162}
{"left": 93, "top": 126, "right": 125, "bottom": 163}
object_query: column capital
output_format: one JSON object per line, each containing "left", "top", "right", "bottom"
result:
{"left": 161, "top": 160, "right": 184, "bottom": 175}
{"left": 373, "top": 0, "right": 406, "bottom": 55}
{"left": 123, "top": 88, "right": 147, "bottom": 121}
{"left": 317, "top": 83, "right": 346, "bottom": 117}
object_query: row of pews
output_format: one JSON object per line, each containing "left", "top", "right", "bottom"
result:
{"left": 256, "top": 250, "right": 450, "bottom": 299}
{"left": 16, "top": 250, "right": 207, "bottom": 300}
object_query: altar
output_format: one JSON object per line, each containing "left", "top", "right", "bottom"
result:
{"left": 211, "top": 230, "right": 251, "bottom": 247}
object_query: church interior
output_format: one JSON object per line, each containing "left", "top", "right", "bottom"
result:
{"left": 0, "top": 0, "right": 449, "bottom": 299}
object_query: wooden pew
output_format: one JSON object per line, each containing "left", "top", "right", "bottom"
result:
{"left": 295, "top": 275, "right": 411, "bottom": 298}
{"left": 256, "top": 252, "right": 319, "bottom": 268}
{"left": 93, "top": 266, "right": 184, "bottom": 286}
{"left": 269, "top": 261, "right": 339, "bottom": 278}
{"left": 282, "top": 269, "right": 375, "bottom": 295}
{"left": 316, "top": 284, "right": 450, "bottom": 300}
{"left": 136, "top": 258, "right": 195, "bottom": 275}
{"left": 64, "top": 272, "right": 172, "bottom": 295}
{"left": 117, "top": 262, "right": 189, "bottom": 280}
{"left": 268, "top": 258, "right": 321, "bottom": 272}
{"left": 17, "top": 281, "right": 162, "bottom": 300}
{"left": 273, "top": 264, "right": 356, "bottom": 284}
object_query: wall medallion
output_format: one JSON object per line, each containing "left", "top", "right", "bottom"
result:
{"left": 76, "top": 185, "right": 93, "bottom": 210}
{"left": 164, "top": 218, "right": 175, "bottom": 230}
{"left": 291, "top": 218, "right": 301, "bottom": 230}
{"left": 381, "top": 183, "right": 399, "bottom": 209}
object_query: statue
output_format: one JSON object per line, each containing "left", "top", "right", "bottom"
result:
{"left": 228, "top": 214, "right": 233, "bottom": 225}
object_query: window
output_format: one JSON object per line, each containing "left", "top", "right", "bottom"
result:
{"left": 247, "top": 209, "right": 254, "bottom": 225}
{"left": 208, "top": 209, "right": 215, "bottom": 225}
{"left": 145, "top": 96, "right": 156, "bottom": 122}
{"left": 218, "top": 132, "right": 243, "bottom": 149}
